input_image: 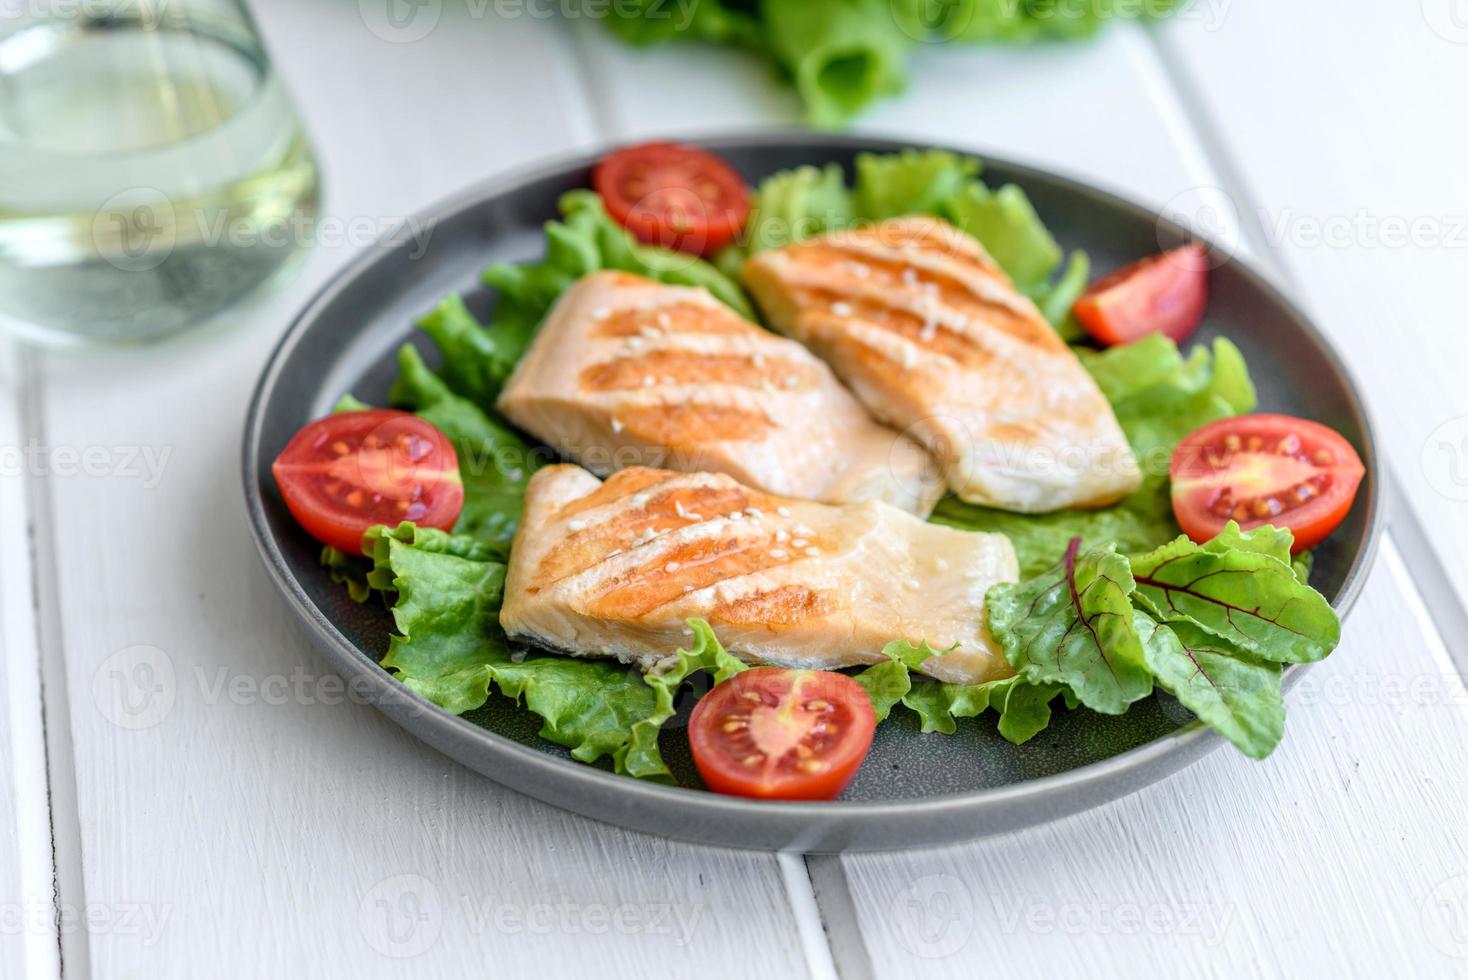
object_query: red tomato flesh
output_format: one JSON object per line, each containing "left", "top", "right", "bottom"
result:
{"left": 593, "top": 142, "right": 751, "bottom": 256}
{"left": 271, "top": 409, "right": 463, "bottom": 555}
{"left": 1170, "top": 414, "right": 1364, "bottom": 553}
{"left": 689, "top": 668, "right": 876, "bottom": 801}
{"left": 1074, "top": 243, "right": 1210, "bottom": 346}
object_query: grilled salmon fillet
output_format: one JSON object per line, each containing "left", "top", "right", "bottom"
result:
{"left": 742, "top": 216, "right": 1141, "bottom": 513}
{"left": 499, "top": 464, "right": 1019, "bottom": 685}
{"left": 496, "top": 271, "right": 943, "bottom": 516}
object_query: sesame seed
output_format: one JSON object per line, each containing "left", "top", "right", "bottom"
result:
{"left": 685, "top": 511, "right": 703, "bottom": 521}
{"left": 831, "top": 302, "right": 854, "bottom": 317}
{"left": 804, "top": 546, "right": 820, "bottom": 557}
{"left": 901, "top": 268, "right": 917, "bottom": 285}
{"left": 752, "top": 352, "right": 766, "bottom": 366}
{"left": 567, "top": 519, "right": 587, "bottom": 531}
{"left": 746, "top": 507, "right": 763, "bottom": 518}
{"left": 592, "top": 307, "right": 610, "bottom": 320}
{"left": 775, "top": 529, "right": 788, "bottom": 543}
{"left": 777, "top": 506, "right": 791, "bottom": 517}
{"left": 656, "top": 312, "right": 671, "bottom": 328}
{"left": 683, "top": 584, "right": 694, "bottom": 592}
{"left": 666, "top": 562, "right": 682, "bottom": 572}
{"left": 901, "top": 345, "right": 917, "bottom": 370}
{"left": 936, "top": 558, "right": 949, "bottom": 571}
{"left": 783, "top": 375, "right": 799, "bottom": 387}
{"left": 848, "top": 262, "right": 871, "bottom": 278}
{"left": 791, "top": 538, "right": 807, "bottom": 548}
{"left": 610, "top": 417, "right": 624, "bottom": 433}
{"left": 761, "top": 380, "right": 776, "bottom": 394}
{"left": 905, "top": 578, "right": 921, "bottom": 590}
{"left": 674, "top": 500, "right": 687, "bottom": 518}
{"left": 729, "top": 511, "right": 743, "bottom": 520}
{"left": 770, "top": 548, "right": 788, "bottom": 559}
{"left": 794, "top": 523, "right": 813, "bottom": 536}
{"left": 639, "top": 325, "right": 661, "bottom": 340}
{"left": 642, "top": 376, "right": 655, "bottom": 387}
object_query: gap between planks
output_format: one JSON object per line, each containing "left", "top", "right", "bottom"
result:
{"left": 17, "top": 346, "right": 91, "bottom": 979}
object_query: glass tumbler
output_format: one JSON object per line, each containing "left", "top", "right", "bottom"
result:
{"left": 0, "top": 0, "right": 320, "bottom": 346}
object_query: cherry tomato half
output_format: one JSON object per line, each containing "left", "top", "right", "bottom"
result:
{"left": 271, "top": 409, "right": 463, "bottom": 555}
{"left": 689, "top": 668, "right": 876, "bottom": 801}
{"left": 1074, "top": 243, "right": 1210, "bottom": 346}
{"left": 593, "top": 142, "right": 751, "bottom": 256}
{"left": 1170, "top": 413, "right": 1365, "bottom": 553}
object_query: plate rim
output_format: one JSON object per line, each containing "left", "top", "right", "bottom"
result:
{"left": 241, "top": 129, "right": 1384, "bottom": 850}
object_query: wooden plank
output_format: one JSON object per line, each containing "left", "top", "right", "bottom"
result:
{"left": 1154, "top": 2, "right": 1468, "bottom": 617}
{"left": 840, "top": 556, "right": 1468, "bottom": 977}
{"left": 0, "top": 343, "right": 60, "bottom": 979}
{"left": 32, "top": 5, "right": 807, "bottom": 976}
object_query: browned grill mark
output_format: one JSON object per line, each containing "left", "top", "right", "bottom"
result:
{"left": 587, "top": 532, "right": 799, "bottom": 620}
{"left": 557, "top": 467, "right": 669, "bottom": 520}
{"left": 792, "top": 287, "right": 994, "bottom": 368}
{"left": 592, "top": 302, "right": 746, "bottom": 339}
{"left": 839, "top": 221, "right": 1000, "bottom": 275}
{"left": 579, "top": 350, "right": 817, "bottom": 393}
{"left": 536, "top": 472, "right": 769, "bottom": 587}
{"left": 985, "top": 421, "right": 1044, "bottom": 446}
{"left": 615, "top": 403, "right": 774, "bottom": 447}
{"left": 784, "top": 242, "right": 1056, "bottom": 350}
{"left": 710, "top": 584, "right": 832, "bottom": 628}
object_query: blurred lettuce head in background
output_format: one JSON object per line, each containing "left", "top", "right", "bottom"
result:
{"left": 592, "top": 0, "right": 1182, "bottom": 126}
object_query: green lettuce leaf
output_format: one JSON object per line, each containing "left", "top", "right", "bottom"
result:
{"left": 388, "top": 344, "right": 539, "bottom": 555}
{"left": 1135, "top": 615, "right": 1285, "bottom": 760}
{"left": 760, "top": 0, "right": 912, "bottom": 128}
{"left": 1129, "top": 530, "right": 1341, "bottom": 664}
{"left": 986, "top": 539, "right": 1153, "bottom": 714}
{"left": 853, "top": 148, "right": 981, "bottom": 220}
{"left": 362, "top": 529, "right": 760, "bottom": 780}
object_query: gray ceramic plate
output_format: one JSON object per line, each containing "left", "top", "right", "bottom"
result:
{"left": 243, "top": 132, "right": 1381, "bottom": 852}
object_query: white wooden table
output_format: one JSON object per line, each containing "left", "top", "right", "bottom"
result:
{"left": 4, "top": 2, "right": 1468, "bottom": 976}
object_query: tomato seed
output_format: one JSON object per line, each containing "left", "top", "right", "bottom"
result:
{"left": 721, "top": 720, "right": 747, "bottom": 733}
{"left": 1246, "top": 436, "right": 1263, "bottom": 452}
{"left": 1313, "top": 449, "right": 1334, "bottom": 465}
{"left": 345, "top": 490, "right": 364, "bottom": 508}
{"left": 796, "top": 759, "right": 827, "bottom": 774}
{"left": 331, "top": 441, "right": 349, "bottom": 455}
{"left": 742, "top": 754, "right": 764, "bottom": 767}
{"left": 1223, "top": 434, "right": 1241, "bottom": 452}
{"left": 1277, "top": 434, "right": 1300, "bottom": 455}
{"left": 804, "top": 699, "right": 829, "bottom": 712}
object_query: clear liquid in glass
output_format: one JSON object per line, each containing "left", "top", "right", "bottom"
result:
{"left": 0, "top": 5, "right": 320, "bottom": 345}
